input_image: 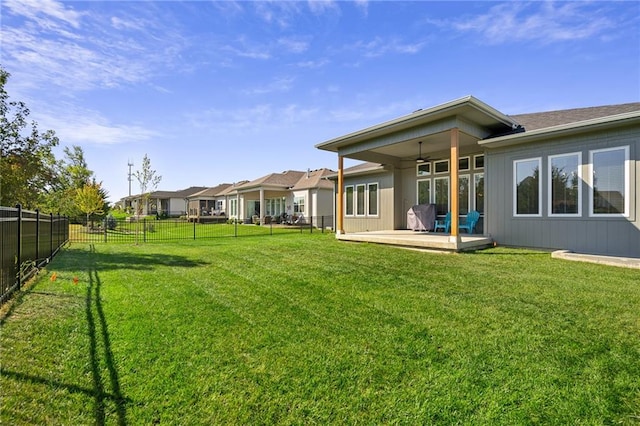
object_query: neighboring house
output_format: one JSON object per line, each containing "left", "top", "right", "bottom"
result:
{"left": 316, "top": 95, "right": 640, "bottom": 258}
{"left": 290, "top": 168, "right": 335, "bottom": 228}
{"left": 221, "top": 169, "right": 335, "bottom": 225}
{"left": 186, "top": 183, "right": 232, "bottom": 222}
{"left": 124, "top": 186, "right": 207, "bottom": 217}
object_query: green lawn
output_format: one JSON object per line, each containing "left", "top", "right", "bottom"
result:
{"left": 1, "top": 234, "right": 639, "bottom": 425}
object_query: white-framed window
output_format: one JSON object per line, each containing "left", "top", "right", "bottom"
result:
{"left": 294, "top": 196, "right": 305, "bottom": 215}
{"left": 474, "top": 173, "right": 484, "bottom": 214}
{"left": 513, "top": 157, "right": 541, "bottom": 217}
{"left": 417, "top": 179, "right": 431, "bottom": 205}
{"left": 434, "top": 160, "right": 449, "bottom": 174}
{"left": 548, "top": 152, "right": 581, "bottom": 217}
{"left": 368, "top": 183, "right": 379, "bottom": 216}
{"left": 229, "top": 198, "right": 238, "bottom": 218}
{"left": 345, "top": 186, "right": 354, "bottom": 216}
{"left": 459, "top": 174, "right": 470, "bottom": 215}
{"left": 216, "top": 200, "right": 223, "bottom": 211}
{"left": 355, "top": 184, "right": 366, "bottom": 216}
{"left": 474, "top": 154, "right": 485, "bottom": 170}
{"left": 434, "top": 176, "right": 449, "bottom": 216}
{"left": 589, "top": 146, "right": 629, "bottom": 217}
{"left": 417, "top": 162, "right": 431, "bottom": 176}
{"left": 459, "top": 157, "right": 470, "bottom": 172}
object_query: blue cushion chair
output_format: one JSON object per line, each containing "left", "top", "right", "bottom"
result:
{"left": 459, "top": 210, "right": 480, "bottom": 234}
{"left": 433, "top": 212, "right": 451, "bottom": 233}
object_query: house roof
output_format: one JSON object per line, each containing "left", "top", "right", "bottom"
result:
{"left": 482, "top": 108, "right": 640, "bottom": 148}
{"left": 125, "top": 186, "right": 208, "bottom": 200}
{"left": 510, "top": 102, "right": 640, "bottom": 131}
{"left": 315, "top": 95, "right": 519, "bottom": 153}
{"left": 325, "top": 162, "right": 387, "bottom": 179}
{"left": 236, "top": 170, "right": 306, "bottom": 191}
{"left": 291, "top": 168, "right": 335, "bottom": 190}
{"left": 187, "top": 183, "right": 233, "bottom": 198}
{"left": 218, "top": 180, "right": 250, "bottom": 196}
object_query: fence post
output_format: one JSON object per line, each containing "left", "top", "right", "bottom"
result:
{"left": 321, "top": 215, "right": 325, "bottom": 233}
{"left": 270, "top": 220, "right": 273, "bottom": 236}
{"left": 193, "top": 219, "right": 196, "bottom": 240}
{"left": 104, "top": 217, "right": 108, "bottom": 243}
{"left": 143, "top": 218, "right": 147, "bottom": 243}
{"left": 50, "top": 213, "right": 54, "bottom": 258}
{"left": 234, "top": 219, "right": 238, "bottom": 238}
{"left": 35, "top": 209, "right": 40, "bottom": 262}
{"left": 310, "top": 216, "right": 313, "bottom": 234}
{"left": 16, "top": 204, "right": 22, "bottom": 291}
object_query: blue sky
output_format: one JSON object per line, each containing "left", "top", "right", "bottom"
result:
{"left": 2, "top": 0, "right": 638, "bottom": 202}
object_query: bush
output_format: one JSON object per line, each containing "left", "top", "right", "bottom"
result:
{"left": 104, "top": 214, "right": 117, "bottom": 230}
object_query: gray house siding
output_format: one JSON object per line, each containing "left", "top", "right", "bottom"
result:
{"left": 341, "top": 172, "right": 395, "bottom": 232}
{"left": 486, "top": 125, "right": 639, "bottom": 257}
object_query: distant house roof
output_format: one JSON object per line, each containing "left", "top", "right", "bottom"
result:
{"left": 218, "top": 181, "right": 250, "bottom": 196}
{"left": 291, "top": 168, "right": 335, "bottom": 190}
{"left": 126, "top": 186, "right": 208, "bottom": 200}
{"left": 236, "top": 170, "right": 306, "bottom": 191}
{"left": 188, "top": 184, "right": 233, "bottom": 198}
{"left": 510, "top": 102, "right": 640, "bottom": 131}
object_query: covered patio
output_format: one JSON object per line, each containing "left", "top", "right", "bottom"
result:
{"left": 316, "top": 96, "right": 521, "bottom": 251}
{"left": 337, "top": 230, "right": 493, "bottom": 252}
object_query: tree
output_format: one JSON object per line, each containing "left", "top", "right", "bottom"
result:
{"left": 75, "top": 182, "right": 105, "bottom": 228}
{"left": 0, "top": 67, "right": 59, "bottom": 208}
{"left": 133, "top": 154, "right": 161, "bottom": 217}
{"left": 41, "top": 145, "right": 99, "bottom": 217}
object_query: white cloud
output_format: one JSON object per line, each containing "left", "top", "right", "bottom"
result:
{"left": 449, "top": 2, "right": 616, "bottom": 44}
{"left": 278, "top": 37, "right": 310, "bottom": 54}
{"left": 38, "top": 109, "right": 158, "bottom": 146}
{"left": 307, "top": 0, "right": 340, "bottom": 15}
{"left": 243, "top": 77, "right": 296, "bottom": 95}
{"left": 1, "top": 0, "right": 190, "bottom": 93}
{"left": 296, "top": 59, "right": 330, "bottom": 69}
{"left": 343, "top": 37, "right": 427, "bottom": 58}
{"left": 4, "top": 0, "right": 83, "bottom": 29}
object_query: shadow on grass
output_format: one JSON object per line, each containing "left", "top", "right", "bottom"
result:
{"left": 56, "top": 244, "right": 209, "bottom": 272}
{"left": 84, "top": 244, "right": 128, "bottom": 426}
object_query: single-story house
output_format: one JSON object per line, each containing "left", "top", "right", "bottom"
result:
{"left": 221, "top": 169, "right": 335, "bottom": 225}
{"left": 122, "top": 186, "right": 207, "bottom": 217}
{"left": 186, "top": 183, "right": 232, "bottom": 222}
{"left": 315, "top": 96, "right": 639, "bottom": 258}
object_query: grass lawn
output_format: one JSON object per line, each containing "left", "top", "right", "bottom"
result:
{"left": 1, "top": 234, "right": 639, "bottom": 424}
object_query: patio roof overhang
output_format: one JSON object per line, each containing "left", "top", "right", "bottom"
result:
{"left": 315, "top": 95, "right": 519, "bottom": 165}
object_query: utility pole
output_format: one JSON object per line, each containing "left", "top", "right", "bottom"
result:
{"left": 127, "top": 160, "right": 134, "bottom": 196}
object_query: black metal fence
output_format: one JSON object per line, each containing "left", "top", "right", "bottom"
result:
{"left": 1, "top": 205, "right": 69, "bottom": 304}
{"left": 69, "top": 215, "right": 335, "bottom": 243}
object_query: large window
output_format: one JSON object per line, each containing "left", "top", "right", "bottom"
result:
{"left": 459, "top": 175, "right": 470, "bottom": 215}
{"left": 474, "top": 173, "right": 484, "bottom": 214}
{"left": 356, "top": 184, "right": 366, "bottom": 216}
{"left": 229, "top": 199, "right": 238, "bottom": 218}
{"left": 345, "top": 186, "right": 354, "bottom": 216}
{"left": 293, "top": 196, "right": 305, "bottom": 215}
{"left": 514, "top": 158, "right": 541, "bottom": 216}
{"left": 590, "top": 146, "right": 629, "bottom": 216}
{"left": 434, "top": 177, "right": 449, "bottom": 216}
{"left": 368, "top": 183, "right": 379, "bottom": 216}
{"left": 417, "top": 179, "right": 431, "bottom": 205}
{"left": 549, "top": 153, "right": 581, "bottom": 216}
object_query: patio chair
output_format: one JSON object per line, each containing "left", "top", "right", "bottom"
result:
{"left": 459, "top": 210, "right": 480, "bottom": 234}
{"left": 434, "top": 212, "right": 451, "bottom": 233}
